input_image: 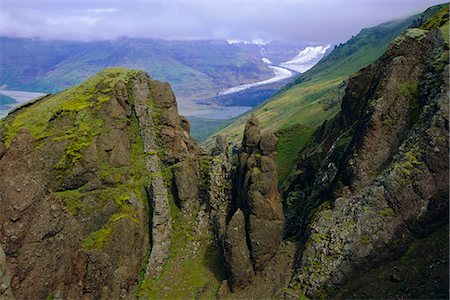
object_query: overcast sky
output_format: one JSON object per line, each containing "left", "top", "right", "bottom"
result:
{"left": 0, "top": 0, "right": 445, "bottom": 44}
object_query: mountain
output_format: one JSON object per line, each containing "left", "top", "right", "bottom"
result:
{"left": 0, "top": 68, "right": 206, "bottom": 298}
{"left": 280, "top": 45, "right": 331, "bottom": 73}
{"left": 198, "top": 41, "right": 331, "bottom": 109}
{"left": 283, "top": 4, "right": 449, "bottom": 297}
{"left": 0, "top": 4, "right": 448, "bottom": 300}
{"left": 0, "top": 68, "right": 285, "bottom": 299}
{"left": 211, "top": 12, "right": 418, "bottom": 182}
{"left": 0, "top": 37, "right": 274, "bottom": 103}
{"left": 0, "top": 37, "right": 329, "bottom": 109}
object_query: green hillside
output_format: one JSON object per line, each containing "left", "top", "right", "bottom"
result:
{"left": 0, "top": 37, "right": 272, "bottom": 102}
{"left": 213, "top": 14, "right": 417, "bottom": 182}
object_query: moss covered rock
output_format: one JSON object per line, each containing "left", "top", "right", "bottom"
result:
{"left": 0, "top": 68, "right": 198, "bottom": 299}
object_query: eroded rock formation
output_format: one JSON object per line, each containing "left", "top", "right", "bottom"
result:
{"left": 223, "top": 115, "right": 284, "bottom": 291}
{"left": 0, "top": 68, "right": 199, "bottom": 299}
{"left": 283, "top": 10, "right": 449, "bottom": 298}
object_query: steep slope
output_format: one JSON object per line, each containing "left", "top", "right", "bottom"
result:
{"left": 212, "top": 13, "right": 416, "bottom": 182}
{"left": 282, "top": 4, "right": 449, "bottom": 298}
{"left": 0, "top": 4, "right": 448, "bottom": 300}
{"left": 0, "top": 68, "right": 200, "bottom": 299}
{"left": 0, "top": 68, "right": 288, "bottom": 299}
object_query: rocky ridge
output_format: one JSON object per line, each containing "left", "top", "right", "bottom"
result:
{"left": 282, "top": 5, "right": 449, "bottom": 298}
{"left": 224, "top": 114, "right": 284, "bottom": 291}
{"left": 0, "top": 4, "right": 448, "bottom": 300}
{"left": 0, "top": 68, "right": 199, "bottom": 299}
{"left": 0, "top": 68, "right": 286, "bottom": 299}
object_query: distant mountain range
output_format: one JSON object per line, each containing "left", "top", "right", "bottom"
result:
{"left": 0, "top": 37, "right": 328, "bottom": 110}
{"left": 211, "top": 12, "right": 418, "bottom": 180}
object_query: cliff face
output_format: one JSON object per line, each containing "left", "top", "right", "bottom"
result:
{"left": 0, "top": 68, "right": 285, "bottom": 299}
{"left": 283, "top": 6, "right": 449, "bottom": 298}
{"left": 0, "top": 68, "right": 197, "bottom": 299}
{"left": 0, "top": 5, "right": 448, "bottom": 300}
{"left": 223, "top": 115, "right": 284, "bottom": 290}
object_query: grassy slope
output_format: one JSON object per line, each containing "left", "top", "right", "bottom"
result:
{"left": 275, "top": 125, "right": 316, "bottom": 183}
{"left": 212, "top": 15, "right": 416, "bottom": 182}
{"left": 138, "top": 168, "right": 225, "bottom": 299}
{"left": 188, "top": 117, "right": 234, "bottom": 143}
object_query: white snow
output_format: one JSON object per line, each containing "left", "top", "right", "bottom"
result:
{"left": 0, "top": 90, "right": 46, "bottom": 104}
{"left": 226, "top": 39, "right": 267, "bottom": 45}
{"left": 218, "top": 66, "right": 293, "bottom": 96}
{"left": 280, "top": 45, "right": 331, "bottom": 73}
{"left": 262, "top": 57, "right": 272, "bottom": 64}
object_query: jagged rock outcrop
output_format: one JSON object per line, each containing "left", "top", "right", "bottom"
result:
{"left": 223, "top": 209, "right": 255, "bottom": 289}
{"left": 284, "top": 7, "right": 449, "bottom": 298}
{"left": 148, "top": 80, "right": 200, "bottom": 212}
{"left": 223, "top": 115, "right": 284, "bottom": 291}
{"left": 131, "top": 74, "right": 172, "bottom": 278}
{"left": 0, "top": 68, "right": 198, "bottom": 299}
{"left": 208, "top": 135, "right": 233, "bottom": 242}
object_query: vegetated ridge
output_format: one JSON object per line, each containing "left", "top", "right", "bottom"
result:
{"left": 0, "top": 3, "right": 448, "bottom": 300}
{"left": 211, "top": 12, "right": 418, "bottom": 183}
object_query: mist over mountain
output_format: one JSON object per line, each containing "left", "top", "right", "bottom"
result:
{"left": 0, "top": 1, "right": 448, "bottom": 300}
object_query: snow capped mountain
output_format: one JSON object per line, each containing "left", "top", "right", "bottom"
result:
{"left": 227, "top": 39, "right": 267, "bottom": 45}
{"left": 280, "top": 45, "right": 331, "bottom": 73}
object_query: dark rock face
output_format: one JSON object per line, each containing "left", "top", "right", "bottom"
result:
{"left": 283, "top": 14, "right": 449, "bottom": 298}
{"left": 208, "top": 135, "right": 233, "bottom": 242}
{"left": 0, "top": 69, "right": 198, "bottom": 299}
{"left": 148, "top": 80, "right": 200, "bottom": 212}
{"left": 223, "top": 115, "right": 284, "bottom": 291}
{"left": 223, "top": 209, "right": 254, "bottom": 289}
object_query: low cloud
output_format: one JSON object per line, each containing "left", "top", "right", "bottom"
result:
{"left": 0, "top": 0, "right": 444, "bottom": 43}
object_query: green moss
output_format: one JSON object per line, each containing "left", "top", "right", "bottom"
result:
{"left": 162, "top": 165, "right": 175, "bottom": 190}
{"left": 376, "top": 207, "right": 395, "bottom": 217}
{"left": 394, "top": 147, "right": 422, "bottom": 178}
{"left": 398, "top": 79, "right": 419, "bottom": 98}
{"left": 3, "top": 68, "right": 140, "bottom": 147}
{"left": 45, "top": 291, "right": 54, "bottom": 300}
{"left": 145, "top": 150, "right": 158, "bottom": 155}
{"left": 82, "top": 218, "right": 115, "bottom": 250}
{"left": 405, "top": 150, "right": 421, "bottom": 166}
{"left": 252, "top": 167, "right": 261, "bottom": 174}
{"left": 335, "top": 134, "right": 352, "bottom": 149}
{"left": 404, "top": 28, "right": 428, "bottom": 40}
{"left": 312, "top": 232, "right": 331, "bottom": 242}
{"left": 96, "top": 94, "right": 111, "bottom": 107}
{"left": 138, "top": 191, "right": 225, "bottom": 298}
{"left": 382, "top": 119, "right": 395, "bottom": 127}
{"left": 80, "top": 189, "right": 140, "bottom": 250}
{"left": 419, "top": 5, "right": 449, "bottom": 33}
{"left": 99, "top": 163, "right": 129, "bottom": 183}
{"left": 394, "top": 28, "right": 428, "bottom": 45}
{"left": 309, "top": 201, "right": 332, "bottom": 223}
{"left": 360, "top": 235, "right": 371, "bottom": 246}
{"left": 55, "top": 189, "right": 83, "bottom": 216}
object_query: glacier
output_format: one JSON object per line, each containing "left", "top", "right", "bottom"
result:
{"left": 280, "top": 45, "right": 331, "bottom": 73}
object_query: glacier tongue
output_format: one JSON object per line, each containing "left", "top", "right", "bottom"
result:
{"left": 280, "top": 45, "right": 330, "bottom": 73}
{"left": 218, "top": 66, "right": 293, "bottom": 96}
